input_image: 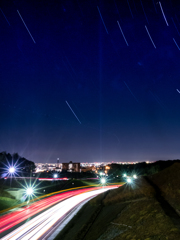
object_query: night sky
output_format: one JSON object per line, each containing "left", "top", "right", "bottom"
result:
{"left": 1, "top": 0, "right": 180, "bottom": 163}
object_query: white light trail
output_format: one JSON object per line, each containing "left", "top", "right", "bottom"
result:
{"left": 66, "top": 101, "right": 81, "bottom": 124}
{"left": 17, "top": 10, "right": 36, "bottom": 44}
{"left": 159, "top": 2, "right": 169, "bottom": 26}
{"left": 145, "top": 25, "right": 156, "bottom": 49}
{"left": 1, "top": 187, "right": 117, "bottom": 240}
{"left": 97, "top": 6, "right": 109, "bottom": 34}
{"left": 173, "top": 38, "right": 180, "bottom": 50}
{"left": 171, "top": 18, "right": 180, "bottom": 36}
{"left": 127, "top": 0, "right": 134, "bottom": 19}
{"left": 176, "top": 89, "right": 180, "bottom": 93}
{"left": 117, "top": 21, "right": 129, "bottom": 46}
{"left": 140, "top": 0, "right": 149, "bottom": 24}
{"left": 124, "top": 81, "right": 138, "bottom": 102}
{"left": 0, "top": 8, "right": 10, "bottom": 26}
{"left": 152, "top": 0, "right": 157, "bottom": 13}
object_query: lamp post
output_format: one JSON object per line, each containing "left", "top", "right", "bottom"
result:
{"left": 25, "top": 187, "right": 34, "bottom": 204}
{"left": 127, "top": 178, "right": 132, "bottom": 183}
{"left": 8, "top": 166, "right": 16, "bottom": 187}
{"left": 9, "top": 167, "right": 15, "bottom": 174}
{"left": 101, "top": 177, "right": 106, "bottom": 188}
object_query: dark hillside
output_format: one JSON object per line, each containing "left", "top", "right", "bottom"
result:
{"left": 55, "top": 174, "right": 180, "bottom": 240}
{"left": 150, "top": 162, "right": 180, "bottom": 212}
{"left": 92, "top": 177, "right": 155, "bottom": 205}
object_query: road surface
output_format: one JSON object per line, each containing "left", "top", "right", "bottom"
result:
{"left": 0, "top": 185, "right": 119, "bottom": 239}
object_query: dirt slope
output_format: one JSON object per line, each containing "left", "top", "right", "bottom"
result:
{"left": 55, "top": 169, "right": 180, "bottom": 240}
{"left": 150, "top": 162, "right": 180, "bottom": 212}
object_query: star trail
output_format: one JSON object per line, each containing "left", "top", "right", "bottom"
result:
{"left": 1, "top": 0, "right": 180, "bottom": 163}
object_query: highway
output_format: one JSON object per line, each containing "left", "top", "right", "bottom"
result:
{"left": 0, "top": 185, "right": 119, "bottom": 239}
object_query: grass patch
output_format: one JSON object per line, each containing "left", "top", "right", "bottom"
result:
{"left": 0, "top": 187, "right": 16, "bottom": 198}
{"left": 0, "top": 188, "right": 18, "bottom": 211}
{"left": 0, "top": 197, "right": 19, "bottom": 211}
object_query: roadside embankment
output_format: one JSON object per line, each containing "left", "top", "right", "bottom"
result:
{"left": 55, "top": 175, "right": 180, "bottom": 240}
{"left": 149, "top": 162, "right": 180, "bottom": 214}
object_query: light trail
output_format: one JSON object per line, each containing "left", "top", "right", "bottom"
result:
{"left": 152, "top": 0, "right": 157, "bottom": 13}
{"left": 1, "top": 186, "right": 118, "bottom": 239}
{"left": 117, "top": 21, "right": 129, "bottom": 46}
{"left": 173, "top": 38, "right": 180, "bottom": 50}
{"left": 124, "top": 81, "right": 138, "bottom": 102}
{"left": 97, "top": 6, "right": 109, "bottom": 34}
{"left": 171, "top": 17, "right": 180, "bottom": 36}
{"left": 17, "top": 10, "right": 36, "bottom": 43}
{"left": 0, "top": 8, "right": 10, "bottom": 26}
{"left": 145, "top": 25, "right": 156, "bottom": 49}
{"left": 66, "top": 100, "right": 81, "bottom": 124}
{"left": 159, "top": 2, "right": 169, "bottom": 26}
{"left": 149, "top": 91, "right": 166, "bottom": 110}
{"left": 45, "top": 197, "right": 92, "bottom": 240}
{"left": 0, "top": 186, "right": 120, "bottom": 235}
{"left": 140, "top": 0, "right": 149, "bottom": 24}
{"left": 127, "top": 0, "right": 134, "bottom": 19}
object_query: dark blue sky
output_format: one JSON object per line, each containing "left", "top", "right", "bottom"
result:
{"left": 1, "top": 0, "right": 180, "bottom": 163}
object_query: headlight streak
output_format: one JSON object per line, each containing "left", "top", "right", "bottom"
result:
{"left": 45, "top": 197, "right": 94, "bottom": 240}
{"left": 0, "top": 186, "right": 119, "bottom": 235}
{"left": 1, "top": 186, "right": 118, "bottom": 240}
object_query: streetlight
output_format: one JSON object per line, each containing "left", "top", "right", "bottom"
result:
{"left": 127, "top": 178, "right": 132, "bottom": 183}
{"left": 123, "top": 173, "right": 127, "bottom": 177}
{"left": 101, "top": 178, "right": 106, "bottom": 184}
{"left": 26, "top": 187, "right": 33, "bottom": 196}
{"left": 133, "top": 174, "right": 137, "bottom": 179}
{"left": 9, "top": 167, "right": 15, "bottom": 174}
{"left": 54, "top": 174, "right": 58, "bottom": 178}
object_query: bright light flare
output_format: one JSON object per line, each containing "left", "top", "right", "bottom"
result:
{"left": 101, "top": 178, "right": 106, "bottom": 184}
{"left": 127, "top": 178, "right": 132, "bottom": 183}
{"left": 133, "top": 174, "right": 137, "bottom": 179}
{"left": 2, "top": 157, "right": 23, "bottom": 178}
{"left": 26, "top": 187, "right": 33, "bottom": 195}
{"left": 54, "top": 174, "right": 58, "bottom": 178}
{"left": 23, "top": 182, "right": 40, "bottom": 200}
{"left": 123, "top": 173, "right": 127, "bottom": 177}
{"left": 9, "top": 167, "right": 15, "bottom": 173}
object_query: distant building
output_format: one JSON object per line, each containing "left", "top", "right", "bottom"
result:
{"left": 81, "top": 166, "right": 93, "bottom": 172}
{"left": 62, "top": 161, "right": 80, "bottom": 172}
{"left": 57, "top": 158, "right": 60, "bottom": 168}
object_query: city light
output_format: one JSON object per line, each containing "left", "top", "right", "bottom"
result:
{"left": 101, "top": 178, "right": 106, "bottom": 184}
{"left": 133, "top": 174, "right": 137, "bottom": 179}
{"left": 9, "top": 167, "right": 15, "bottom": 174}
{"left": 127, "top": 178, "right": 132, "bottom": 183}
{"left": 54, "top": 174, "right": 58, "bottom": 178}
{"left": 26, "top": 187, "right": 33, "bottom": 196}
{"left": 123, "top": 173, "right": 127, "bottom": 177}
